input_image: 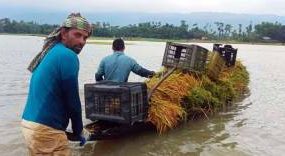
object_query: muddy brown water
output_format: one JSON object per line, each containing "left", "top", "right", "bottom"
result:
{"left": 1, "top": 35, "right": 285, "bottom": 156}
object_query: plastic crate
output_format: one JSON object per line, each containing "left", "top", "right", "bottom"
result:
{"left": 84, "top": 81, "right": 148, "bottom": 125}
{"left": 212, "top": 44, "right": 237, "bottom": 67}
{"left": 213, "top": 43, "right": 223, "bottom": 53}
{"left": 162, "top": 42, "right": 209, "bottom": 72}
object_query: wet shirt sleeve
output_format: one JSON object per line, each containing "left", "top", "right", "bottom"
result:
{"left": 130, "top": 58, "right": 143, "bottom": 74}
{"left": 60, "top": 53, "right": 83, "bottom": 135}
{"left": 95, "top": 59, "right": 105, "bottom": 81}
{"left": 130, "top": 58, "right": 154, "bottom": 78}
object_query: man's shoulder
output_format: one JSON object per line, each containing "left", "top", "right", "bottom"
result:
{"left": 51, "top": 43, "right": 77, "bottom": 58}
{"left": 102, "top": 53, "right": 116, "bottom": 60}
{"left": 121, "top": 54, "right": 135, "bottom": 62}
{"left": 102, "top": 52, "right": 134, "bottom": 62}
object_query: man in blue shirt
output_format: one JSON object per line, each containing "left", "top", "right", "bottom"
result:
{"left": 21, "top": 13, "right": 92, "bottom": 155}
{"left": 95, "top": 38, "right": 155, "bottom": 82}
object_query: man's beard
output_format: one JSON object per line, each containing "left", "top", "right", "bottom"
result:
{"left": 68, "top": 45, "right": 83, "bottom": 54}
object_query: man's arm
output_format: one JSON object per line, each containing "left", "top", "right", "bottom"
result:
{"left": 61, "top": 77, "right": 83, "bottom": 135}
{"left": 131, "top": 59, "right": 155, "bottom": 78}
{"left": 95, "top": 60, "right": 105, "bottom": 81}
{"left": 135, "top": 67, "right": 155, "bottom": 78}
{"left": 61, "top": 53, "right": 83, "bottom": 135}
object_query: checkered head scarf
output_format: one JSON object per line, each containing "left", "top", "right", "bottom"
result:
{"left": 27, "top": 13, "right": 92, "bottom": 72}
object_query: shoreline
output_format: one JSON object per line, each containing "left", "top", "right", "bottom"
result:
{"left": 1, "top": 33, "right": 284, "bottom": 46}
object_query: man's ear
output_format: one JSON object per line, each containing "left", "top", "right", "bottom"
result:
{"left": 60, "top": 28, "right": 68, "bottom": 41}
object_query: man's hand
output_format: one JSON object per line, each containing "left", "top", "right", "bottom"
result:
{"left": 79, "top": 128, "right": 92, "bottom": 146}
{"left": 79, "top": 135, "right": 86, "bottom": 146}
{"left": 149, "top": 71, "right": 156, "bottom": 78}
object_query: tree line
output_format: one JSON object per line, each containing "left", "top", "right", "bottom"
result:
{"left": 0, "top": 18, "right": 284, "bottom": 43}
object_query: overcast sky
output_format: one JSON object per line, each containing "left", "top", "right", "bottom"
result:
{"left": 1, "top": 0, "right": 285, "bottom": 16}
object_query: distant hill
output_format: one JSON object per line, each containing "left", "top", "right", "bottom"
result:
{"left": 1, "top": 9, "right": 285, "bottom": 27}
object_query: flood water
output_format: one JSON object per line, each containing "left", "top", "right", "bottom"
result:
{"left": 0, "top": 35, "right": 285, "bottom": 156}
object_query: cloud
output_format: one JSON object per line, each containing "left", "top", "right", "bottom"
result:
{"left": 1, "top": 0, "right": 285, "bottom": 15}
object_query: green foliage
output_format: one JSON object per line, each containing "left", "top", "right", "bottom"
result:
{"left": 186, "top": 87, "right": 220, "bottom": 110}
{"left": 254, "top": 22, "right": 282, "bottom": 38}
{"left": 0, "top": 18, "right": 58, "bottom": 34}
{"left": 202, "top": 76, "right": 236, "bottom": 102}
{"left": 227, "top": 62, "right": 250, "bottom": 93}
{"left": 1, "top": 18, "right": 285, "bottom": 43}
{"left": 185, "top": 61, "right": 249, "bottom": 118}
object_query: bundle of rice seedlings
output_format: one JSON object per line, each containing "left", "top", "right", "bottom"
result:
{"left": 185, "top": 86, "right": 220, "bottom": 120}
{"left": 219, "top": 60, "right": 249, "bottom": 93}
{"left": 148, "top": 99, "right": 185, "bottom": 134}
{"left": 146, "top": 61, "right": 249, "bottom": 134}
{"left": 146, "top": 70, "right": 199, "bottom": 133}
{"left": 207, "top": 52, "right": 226, "bottom": 81}
{"left": 202, "top": 76, "right": 236, "bottom": 103}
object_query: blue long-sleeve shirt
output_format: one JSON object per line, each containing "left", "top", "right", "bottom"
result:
{"left": 95, "top": 51, "right": 154, "bottom": 82}
{"left": 22, "top": 43, "right": 83, "bottom": 135}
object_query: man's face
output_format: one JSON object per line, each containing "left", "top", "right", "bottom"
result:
{"left": 61, "top": 28, "right": 89, "bottom": 54}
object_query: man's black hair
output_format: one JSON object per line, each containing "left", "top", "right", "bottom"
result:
{"left": 112, "top": 38, "right": 125, "bottom": 51}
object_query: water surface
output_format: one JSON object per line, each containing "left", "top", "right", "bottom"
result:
{"left": 0, "top": 35, "right": 285, "bottom": 156}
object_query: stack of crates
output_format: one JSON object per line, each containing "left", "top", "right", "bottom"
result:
{"left": 162, "top": 42, "right": 209, "bottom": 72}
{"left": 84, "top": 81, "right": 148, "bottom": 125}
{"left": 213, "top": 44, "right": 237, "bottom": 67}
